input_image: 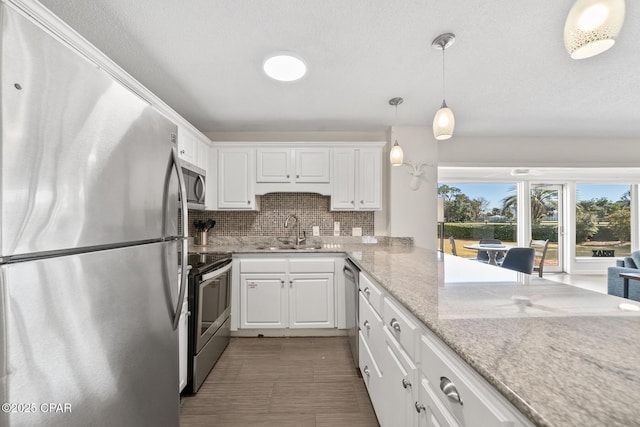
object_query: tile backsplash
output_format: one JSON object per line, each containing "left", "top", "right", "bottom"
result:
{"left": 188, "top": 193, "right": 374, "bottom": 238}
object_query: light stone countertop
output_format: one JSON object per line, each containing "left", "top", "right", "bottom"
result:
{"left": 190, "top": 237, "right": 640, "bottom": 427}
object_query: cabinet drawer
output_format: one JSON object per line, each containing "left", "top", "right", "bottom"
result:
{"left": 359, "top": 272, "right": 383, "bottom": 315}
{"left": 289, "top": 257, "right": 334, "bottom": 273}
{"left": 419, "top": 332, "right": 517, "bottom": 427}
{"left": 241, "top": 258, "right": 287, "bottom": 273}
{"left": 359, "top": 331, "right": 384, "bottom": 421}
{"left": 383, "top": 297, "right": 418, "bottom": 360}
{"left": 359, "top": 293, "right": 384, "bottom": 359}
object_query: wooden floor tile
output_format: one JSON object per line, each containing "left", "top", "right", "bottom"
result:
{"left": 180, "top": 337, "right": 379, "bottom": 426}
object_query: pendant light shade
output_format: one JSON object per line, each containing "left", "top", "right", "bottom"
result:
{"left": 388, "top": 97, "right": 404, "bottom": 166}
{"left": 432, "top": 33, "right": 455, "bottom": 141}
{"left": 564, "top": 0, "right": 625, "bottom": 59}
{"left": 433, "top": 100, "right": 455, "bottom": 140}
{"left": 390, "top": 140, "right": 404, "bottom": 166}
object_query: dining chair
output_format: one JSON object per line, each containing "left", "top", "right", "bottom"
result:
{"left": 448, "top": 236, "right": 458, "bottom": 256}
{"left": 477, "top": 238, "right": 504, "bottom": 263}
{"left": 530, "top": 239, "right": 550, "bottom": 277}
{"left": 500, "top": 247, "right": 535, "bottom": 274}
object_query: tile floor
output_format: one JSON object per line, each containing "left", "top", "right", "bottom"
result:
{"left": 180, "top": 336, "right": 379, "bottom": 427}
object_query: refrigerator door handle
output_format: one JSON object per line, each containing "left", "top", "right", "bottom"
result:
{"left": 172, "top": 146, "right": 189, "bottom": 331}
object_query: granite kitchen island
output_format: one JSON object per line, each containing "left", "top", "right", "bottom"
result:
{"left": 191, "top": 237, "right": 640, "bottom": 426}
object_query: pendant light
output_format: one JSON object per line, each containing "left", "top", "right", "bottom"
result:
{"left": 564, "top": 0, "right": 625, "bottom": 59}
{"left": 432, "top": 33, "right": 455, "bottom": 140}
{"left": 389, "top": 97, "right": 404, "bottom": 166}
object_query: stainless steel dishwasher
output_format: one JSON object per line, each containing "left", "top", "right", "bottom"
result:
{"left": 344, "top": 258, "right": 360, "bottom": 368}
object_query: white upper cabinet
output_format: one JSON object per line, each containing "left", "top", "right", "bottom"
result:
{"left": 177, "top": 128, "right": 198, "bottom": 165}
{"left": 331, "top": 146, "right": 383, "bottom": 211}
{"left": 295, "top": 148, "right": 330, "bottom": 183}
{"left": 256, "top": 147, "right": 330, "bottom": 184}
{"left": 217, "top": 147, "right": 257, "bottom": 210}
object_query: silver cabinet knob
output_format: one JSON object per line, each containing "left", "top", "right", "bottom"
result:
{"left": 247, "top": 200, "right": 250, "bottom": 205}
{"left": 286, "top": 174, "right": 290, "bottom": 178}
{"left": 280, "top": 279, "right": 285, "bottom": 288}
{"left": 180, "top": 149, "right": 185, "bottom": 154}
{"left": 363, "top": 365, "right": 370, "bottom": 377}
{"left": 363, "top": 287, "right": 371, "bottom": 296}
{"left": 440, "top": 377, "right": 463, "bottom": 405}
{"left": 363, "top": 320, "right": 370, "bottom": 330}
{"left": 415, "top": 402, "right": 425, "bottom": 413}
{"left": 402, "top": 378, "right": 411, "bottom": 389}
{"left": 350, "top": 200, "right": 354, "bottom": 204}
{"left": 296, "top": 174, "right": 300, "bottom": 178}
{"left": 390, "top": 318, "right": 401, "bottom": 332}
{"left": 360, "top": 200, "right": 364, "bottom": 204}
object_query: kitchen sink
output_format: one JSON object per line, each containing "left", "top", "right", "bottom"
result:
{"left": 254, "top": 245, "right": 323, "bottom": 251}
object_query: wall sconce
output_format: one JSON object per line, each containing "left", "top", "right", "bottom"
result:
{"left": 564, "top": 0, "right": 625, "bottom": 59}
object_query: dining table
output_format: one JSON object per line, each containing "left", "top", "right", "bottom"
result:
{"left": 463, "top": 243, "right": 515, "bottom": 265}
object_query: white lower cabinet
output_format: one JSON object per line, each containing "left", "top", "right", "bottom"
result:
{"left": 238, "top": 256, "right": 336, "bottom": 329}
{"left": 357, "top": 270, "right": 533, "bottom": 427}
{"left": 178, "top": 298, "right": 189, "bottom": 392}
{"left": 381, "top": 326, "right": 417, "bottom": 427}
{"left": 240, "top": 274, "right": 288, "bottom": 328}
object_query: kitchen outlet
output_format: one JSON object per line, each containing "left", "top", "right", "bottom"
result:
{"left": 352, "top": 227, "right": 362, "bottom": 236}
{"left": 312, "top": 226, "right": 320, "bottom": 236}
{"left": 333, "top": 222, "right": 340, "bottom": 236}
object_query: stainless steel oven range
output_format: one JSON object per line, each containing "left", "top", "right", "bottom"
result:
{"left": 184, "top": 253, "right": 232, "bottom": 393}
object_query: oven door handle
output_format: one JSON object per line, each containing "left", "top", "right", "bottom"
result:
{"left": 202, "top": 262, "right": 232, "bottom": 281}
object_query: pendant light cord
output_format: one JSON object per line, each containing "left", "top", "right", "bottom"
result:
{"left": 442, "top": 46, "right": 446, "bottom": 101}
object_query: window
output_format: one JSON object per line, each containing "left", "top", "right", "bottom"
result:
{"left": 438, "top": 183, "right": 517, "bottom": 256}
{"left": 575, "top": 184, "right": 631, "bottom": 258}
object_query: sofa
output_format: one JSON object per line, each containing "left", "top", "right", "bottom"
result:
{"left": 607, "top": 250, "right": 640, "bottom": 301}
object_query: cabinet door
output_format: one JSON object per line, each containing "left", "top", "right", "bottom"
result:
{"left": 331, "top": 149, "right": 356, "bottom": 210}
{"left": 240, "top": 274, "right": 287, "bottom": 328}
{"left": 218, "top": 148, "right": 255, "bottom": 209}
{"left": 178, "top": 298, "right": 189, "bottom": 392}
{"left": 357, "top": 148, "right": 382, "bottom": 210}
{"left": 288, "top": 273, "right": 334, "bottom": 328}
{"left": 417, "top": 375, "right": 460, "bottom": 427}
{"left": 381, "top": 327, "right": 417, "bottom": 427}
{"left": 196, "top": 138, "right": 209, "bottom": 170}
{"left": 295, "top": 148, "right": 330, "bottom": 183}
{"left": 178, "top": 128, "right": 197, "bottom": 164}
{"left": 256, "top": 148, "right": 291, "bottom": 182}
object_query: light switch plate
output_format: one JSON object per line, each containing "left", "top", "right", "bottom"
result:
{"left": 312, "top": 226, "right": 320, "bottom": 236}
{"left": 352, "top": 227, "right": 362, "bottom": 236}
{"left": 333, "top": 221, "right": 340, "bottom": 236}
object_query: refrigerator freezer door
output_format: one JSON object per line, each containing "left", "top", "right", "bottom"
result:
{"left": 0, "top": 241, "right": 180, "bottom": 427}
{"left": 0, "top": 5, "right": 179, "bottom": 258}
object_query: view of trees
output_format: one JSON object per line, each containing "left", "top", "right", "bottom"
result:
{"left": 438, "top": 185, "right": 631, "bottom": 244}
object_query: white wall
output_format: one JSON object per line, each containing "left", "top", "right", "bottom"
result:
{"left": 438, "top": 136, "right": 639, "bottom": 167}
{"left": 387, "top": 126, "right": 438, "bottom": 249}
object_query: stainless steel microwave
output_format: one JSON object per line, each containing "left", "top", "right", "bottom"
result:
{"left": 180, "top": 160, "right": 206, "bottom": 210}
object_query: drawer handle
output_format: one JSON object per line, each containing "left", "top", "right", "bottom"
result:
{"left": 390, "top": 318, "right": 401, "bottom": 332}
{"left": 363, "top": 287, "right": 371, "bottom": 296}
{"left": 363, "top": 365, "right": 370, "bottom": 377}
{"left": 363, "top": 320, "right": 370, "bottom": 330}
{"left": 415, "top": 402, "right": 425, "bottom": 413}
{"left": 402, "top": 378, "right": 411, "bottom": 389}
{"left": 440, "top": 377, "right": 463, "bottom": 406}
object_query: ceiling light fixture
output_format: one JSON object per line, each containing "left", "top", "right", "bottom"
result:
{"left": 432, "top": 33, "right": 456, "bottom": 140}
{"left": 564, "top": 0, "right": 625, "bottom": 59}
{"left": 263, "top": 54, "right": 307, "bottom": 81}
{"left": 388, "top": 97, "right": 404, "bottom": 166}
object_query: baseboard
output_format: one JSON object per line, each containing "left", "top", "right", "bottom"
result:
{"left": 231, "top": 328, "right": 348, "bottom": 337}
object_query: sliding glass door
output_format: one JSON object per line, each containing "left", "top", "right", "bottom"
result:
{"left": 530, "top": 184, "right": 562, "bottom": 273}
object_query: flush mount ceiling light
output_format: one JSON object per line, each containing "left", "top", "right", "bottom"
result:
{"left": 432, "top": 33, "right": 455, "bottom": 141}
{"left": 388, "top": 97, "right": 404, "bottom": 166}
{"left": 564, "top": 0, "right": 625, "bottom": 59}
{"left": 263, "top": 54, "right": 307, "bottom": 81}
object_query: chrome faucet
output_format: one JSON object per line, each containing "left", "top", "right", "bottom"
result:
{"left": 284, "top": 214, "right": 306, "bottom": 245}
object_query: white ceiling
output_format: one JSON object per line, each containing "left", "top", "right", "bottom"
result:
{"left": 39, "top": 0, "right": 640, "bottom": 138}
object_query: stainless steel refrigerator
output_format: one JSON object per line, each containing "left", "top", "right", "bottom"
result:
{"left": 0, "top": 3, "right": 188, "bottom": 426}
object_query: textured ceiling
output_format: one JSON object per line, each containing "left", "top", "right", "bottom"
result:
{"left": 39, "top": 0, "right": 640, "bottom": 138}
